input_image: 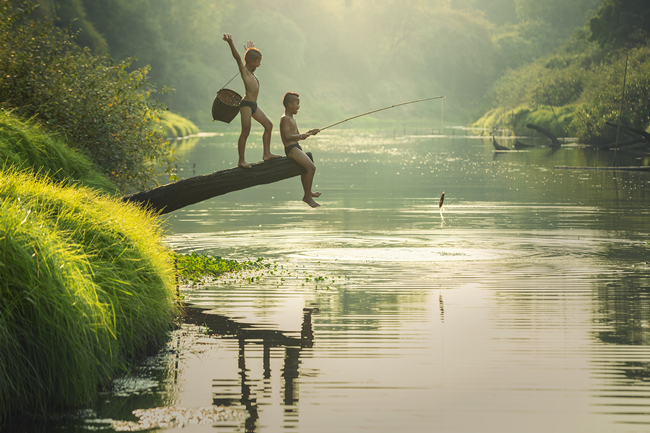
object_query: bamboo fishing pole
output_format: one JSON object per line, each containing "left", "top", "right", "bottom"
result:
{"left": 318, "top": 96, "right": 446, "bottom": 131}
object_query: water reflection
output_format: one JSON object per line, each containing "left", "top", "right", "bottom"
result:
{"left": 11, "top": 131, "right": 650, "bottom": 432}
{"left": 183, "top": 305, "right": 317, "bottom": 431}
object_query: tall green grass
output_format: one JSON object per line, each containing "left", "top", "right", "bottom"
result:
{"left": 160, "top": 111, "right": 199, "bottom": 138}
{"left": 0, "top": 168, "right": 181, "bottom": 420}
{"left": 472, "top": 104, "right": 583, "bottom": 137}
{"left": 0, "top": 109, "right": 118, "bottom": 194}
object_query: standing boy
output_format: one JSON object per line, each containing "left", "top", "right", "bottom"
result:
{"left": 222, "top": 33, "right": 280, "bottom": 168}
{"left": 280, "top": 92, "right": 321, "bottom": 208}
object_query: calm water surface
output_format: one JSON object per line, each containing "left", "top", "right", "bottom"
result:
{"left": 34, "top": 130, "right": 650, "bottom": 432}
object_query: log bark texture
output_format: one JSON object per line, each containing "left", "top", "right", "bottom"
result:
{"left": 122, "top": 153, "right": 313, "bottom": 215}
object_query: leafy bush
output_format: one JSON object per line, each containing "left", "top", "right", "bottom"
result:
{"left": 0, "top": 2, "right": 173, "bottom": 191}
{"left": 0, "top": 109, "right": 118, "bottom": 194}
{"left": 577, "top": 48, "right": 650, "bottom": 143}
{"left": 0, "top": 167, "right": 181, "bottom": 420}
{"left": 473, "top": 104, "right": 582, "bottom": 137}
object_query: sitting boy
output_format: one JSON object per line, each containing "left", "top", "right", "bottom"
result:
{"left": 279, "top": 92, "right": 321, "bottom": 207}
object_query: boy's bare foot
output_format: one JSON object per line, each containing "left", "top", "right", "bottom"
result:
{"left": 312, "top": 191, "right": 321, "bottom": 197}
{"left": 263, "top": 153, "right": 282, "bottom": 161}
{"left": 303, "top": 196, "right": 320, "bottom": 208}
{"left": 238, "top": 160, "right": 252, "bottom": 169}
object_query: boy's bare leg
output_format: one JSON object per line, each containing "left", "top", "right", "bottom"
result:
{"left": 238, "top": 107, "right": 253, "bottom": 168}
{"left": 288, "top": 148, "right": 320, "bottom": 207}
{"left": 253, "top": 108, "right": 281, "bottom": 161}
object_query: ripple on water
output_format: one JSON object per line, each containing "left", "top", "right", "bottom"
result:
{"left": 294, "top": 247, "right": 502, "bottom": 262}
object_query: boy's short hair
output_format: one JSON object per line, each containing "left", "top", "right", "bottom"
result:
{"left": 244, "top": 47, "right": 262, "bottom": 62}
{"left": 283, "top": 92, "right": 300, "bottom": 107}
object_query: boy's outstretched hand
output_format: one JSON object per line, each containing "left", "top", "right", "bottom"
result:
{"left": 222, "top": 33, "right": 233, "bottom": 43}
{"left": 244, "top": 40, "right": 255, "bottom": 50}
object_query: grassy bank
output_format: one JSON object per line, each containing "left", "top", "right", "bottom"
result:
{"left": 472, "top": 104, "right": 583, "bottom": 137}
{"left": 0, "top": 112, "right": 181, "bottom": 421}
{"left": 160, "top": 111, "right": 199, "bottom": 138}
{"left": 0, "top": 109, "right": 118, "bottom": 194}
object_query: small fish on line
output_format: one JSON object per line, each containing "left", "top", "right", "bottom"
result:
{"left": 439, "top": 192, "right": 445, "bottom": 211}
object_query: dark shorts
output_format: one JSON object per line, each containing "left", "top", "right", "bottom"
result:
{"left": 239, "top": 100, "right": 258, "bottom": 114}
{"left": 284, "top": 143, "right": 302, "bottom": 157}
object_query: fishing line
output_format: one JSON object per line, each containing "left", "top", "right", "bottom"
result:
{"left": 319, "top": 96, "right": 446, "bottom": 131}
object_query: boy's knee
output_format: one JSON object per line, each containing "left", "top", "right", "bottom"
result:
{"left": 241, "top": 126, "right": 251, "bottom": 136}
{"left": 307, "top": 163, "right": 316, "bottom": 174}
{"left": 264, "top": 123, "right": 273, "bottom": 132}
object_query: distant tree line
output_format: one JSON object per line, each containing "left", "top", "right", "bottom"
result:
{"left": 475, "top": 0, "right": 650, "bottom": 144}
{"left": 27, "top": 0, "right": 601, "bottom": 125}
{"left": 9, "top": 0, "right": 647, "bottom": 142}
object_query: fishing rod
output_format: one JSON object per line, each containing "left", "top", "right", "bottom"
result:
{"left": 318, "top": 96, "right": 446, "bottom": 131}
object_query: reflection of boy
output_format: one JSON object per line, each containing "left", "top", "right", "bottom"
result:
{"left": 222, "top": 33, "right": 280, "bottom": 168}
{"left": 280, "top": 92, "right": 321, "bottom": 208}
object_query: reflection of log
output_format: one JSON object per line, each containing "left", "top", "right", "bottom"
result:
{"left": 526, "top": 124, "right": 561, "bottom": 147}
{"left": 492, "top": 136, "right": 510, "bottom": 151}
{"left": 183, "top": 304, "right": 305, "bottom": 347}
{"left": 514, "top": 140, "right": 534, "bottom": 149}
{"left": 123, "top": 153, "right": 313, "bottom": 215}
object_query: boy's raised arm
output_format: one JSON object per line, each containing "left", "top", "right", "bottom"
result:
{"left": 223, "top": 33, "right": 244, "bottom": 70}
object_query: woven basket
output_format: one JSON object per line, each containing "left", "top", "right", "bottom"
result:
{"left": 212, "top": 88, "right": 242, "bottom": 123}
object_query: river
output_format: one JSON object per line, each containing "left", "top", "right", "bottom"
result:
{"left": 27, "top": 129, "right": 650, "bottom": 432}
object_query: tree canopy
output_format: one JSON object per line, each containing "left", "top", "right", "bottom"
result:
{"left": 589, "top": 0, "right": 650, "bottom": 48}
{"left": 28, "top": 0, "right": 601, "bottom": 125}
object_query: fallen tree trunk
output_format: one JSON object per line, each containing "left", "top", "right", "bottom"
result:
{"left": 123, "top": 153, "right": 313, "bottom": 215}
{"left": 605, "top": 121, "right": 650, "bottom": 141}
{"left": 526, "top": 123, "right": 561, "bottom": 147}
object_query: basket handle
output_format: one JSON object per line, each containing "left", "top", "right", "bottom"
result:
{"left": 220, "top": 72, "right": 240, "bottom": 91}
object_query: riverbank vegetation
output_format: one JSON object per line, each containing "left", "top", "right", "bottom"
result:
{"left": 175, "top": 253, "right": 269, "bottom": 286}
{"left": 161, "top": 111, "right": 199, "bottom": 138}
{"left": 0, "top": 3, "right": 186, "bottom": 421}
{"left": 474, "top": 0, "right": 650, "bottom": 144}
{"left": 0, "top": 2, "right": 174, "bottom": 191}
{"left": 0, "top": 166, "right": 181, "bottom": 420}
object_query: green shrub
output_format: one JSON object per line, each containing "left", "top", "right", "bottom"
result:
{"left": 473, "top": 104, "right": 583, "bottom": 137}
{"left": 0, "top": 2, "right": 173, "bottom": 192}
{"left": 577, "top": 48, "right": 650, "bottom": 143}
{"left": 0, "top": 168, "right": 181, "bottom": 420}
{"left": 0, "top": 109, "right": 118, "bottom": 194}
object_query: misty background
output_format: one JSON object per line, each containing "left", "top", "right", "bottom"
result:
{"left": 36, "top": 0, "right": 601, "bottom": 128}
